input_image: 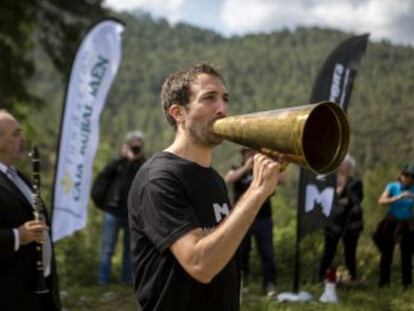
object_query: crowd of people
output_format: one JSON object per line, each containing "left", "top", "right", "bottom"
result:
{"left": 0, "top": 63, "right": 413, "bottom": 311}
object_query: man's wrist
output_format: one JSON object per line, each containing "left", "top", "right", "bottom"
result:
{"left": 244, "top": 186, "right": 271, "bottom": 207}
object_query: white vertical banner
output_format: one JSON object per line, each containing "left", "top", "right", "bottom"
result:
{"left": 52, "top": 19, "right": 124, "bottom": 241}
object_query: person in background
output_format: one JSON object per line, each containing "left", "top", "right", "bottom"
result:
{"left": 128, "top": 63, "right": 283, "bottom": 311}
{"left": 319, "top": 154, "right": 364, "bottom": 283}
{"left": 0, "top": 110, "right": 61, "bottom": 310}
{"left": 92, "top": 130, "right": 146, "bottom": 285}
{"left": 377, "top": 163, "right": 414, "bottom": 288}
{"left": 225, "top": 148, "right": 277, "bottom": 297}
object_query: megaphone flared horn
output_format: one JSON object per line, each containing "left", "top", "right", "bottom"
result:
{"left": 213, "top": 101, "right": 349, "bottom": 174}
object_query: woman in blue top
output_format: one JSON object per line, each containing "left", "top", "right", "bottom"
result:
{"left": 377, "top": 163, "right": 414, "bottom": 287}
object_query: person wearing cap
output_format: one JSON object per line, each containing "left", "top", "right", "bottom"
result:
{"left": 377, "top": 163, "right": 414, "bottom": 287}
{"left": 91, "top": 130, "right": 146, "bottom": 285}
{"left": 225, "top": 148, "right": 278, "bottom": 297}
{"left": 318, "top": 154, "right": 364, "bottom": 283}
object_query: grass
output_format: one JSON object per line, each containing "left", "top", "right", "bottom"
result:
{"left": 61, "top": 281, "right": 414, "bottom": 311}
{"left": 241, "top": 282, "right": 414, "bottom": 311}
{"left": 61, "top": 284, "right": 137, "bottom": 311}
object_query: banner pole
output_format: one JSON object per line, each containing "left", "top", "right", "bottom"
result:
{"left": 292, "top": 209, "right": 300, "bottom": 293}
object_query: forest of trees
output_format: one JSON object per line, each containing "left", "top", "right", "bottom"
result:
{"left": 3, "top": 4, "right": 414, "bottom": 298}
{"left": 27, "top": 11, "right": 414, "bottom": 175}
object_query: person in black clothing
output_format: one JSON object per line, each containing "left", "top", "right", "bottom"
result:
{"left": 92, "top": 130, "right": 146, "bottom": 285}
{"left": 0, "top": 110, "right": 61, "bottom": 311}
{"left": 319, "top": 154, "right": 364, "bottom": 282}
{"left": 128, "top": 63, "right": 283, "bottom": 311}
{"left": 225, "top": 148, "right": 277, "bottom": 297}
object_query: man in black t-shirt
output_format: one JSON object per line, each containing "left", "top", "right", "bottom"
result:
{"left": 225, "top": 148, "right": 277, "bottom": 297}
{"left": 128, "top": 63, "right": 283, "bottom": 311}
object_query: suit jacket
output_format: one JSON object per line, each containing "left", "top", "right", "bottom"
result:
{"left": 0, "top": 170, "right": 61, "bottom": 311}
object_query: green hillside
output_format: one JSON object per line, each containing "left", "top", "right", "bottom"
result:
{"left": 29, "top": 12, "right": 414, "bottom": 175}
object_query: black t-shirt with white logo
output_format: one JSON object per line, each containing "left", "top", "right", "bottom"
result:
{"left": 128, "top": 151, "right": 240, "bottom": 311}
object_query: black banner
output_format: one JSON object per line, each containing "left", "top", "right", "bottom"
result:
{"left": 297, "top": 34, "right": 369, "bottom": 240}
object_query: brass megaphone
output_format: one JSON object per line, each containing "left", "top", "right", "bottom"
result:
{"left": 213, "top": 101, "right": 349, "bottom": 174}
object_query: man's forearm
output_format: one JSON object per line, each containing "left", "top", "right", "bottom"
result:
{"left": 181, "top": 187, "right": 269, "bottom": 283}
{"left": 171, "top": 154, "right": 281, "bottom": 283}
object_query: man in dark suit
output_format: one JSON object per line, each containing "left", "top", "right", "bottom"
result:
{"left": 0, "top": 110, "right": 61, "bottom": 311}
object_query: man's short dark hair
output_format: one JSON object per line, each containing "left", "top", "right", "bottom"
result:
{"left": 160, "top": 63, "right": 224, "bottom": 129}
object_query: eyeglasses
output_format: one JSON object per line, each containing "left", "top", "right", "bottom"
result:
{"left": 403, "top": 173, "right": 414, "bottom": 179}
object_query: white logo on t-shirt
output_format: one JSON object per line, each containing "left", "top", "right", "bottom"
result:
{"left": 305, "top": 185, "right": 334, "bottom": 217}
{"left": 213, "top": 203, "right": 230, "bottom": 222}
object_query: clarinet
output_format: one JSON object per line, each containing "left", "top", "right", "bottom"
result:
{"left": 31, "top": 145, "right": 49, "bottom": 294}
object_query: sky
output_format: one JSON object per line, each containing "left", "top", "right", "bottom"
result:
{"left": 104, "top": 0, "right": 414, "bottom": 47}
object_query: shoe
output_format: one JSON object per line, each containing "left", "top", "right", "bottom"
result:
{"left": 265, "top": 282, "right": 277, "bottom": 297}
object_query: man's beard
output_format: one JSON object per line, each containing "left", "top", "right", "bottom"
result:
{"left": 188, "top": 119, "right": 223, "bottom": 147}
